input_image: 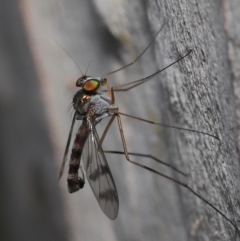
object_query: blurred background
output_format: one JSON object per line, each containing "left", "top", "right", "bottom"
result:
{"left": 1, "top": 0, "right": 240, "bottom": 241}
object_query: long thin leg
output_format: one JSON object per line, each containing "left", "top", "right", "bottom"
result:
{"left": 104, "top": 150, "right": 187, "bottom": 176}
{"left": 108, "top": 109, "right": 220, "bottom": 141}
{"left": 105, "top": 77, "right": 114, "bottom": 103}
{"left": 111, "top": 49, "right": 192, "bottom": 91}
{"left": 99, "top": 115, "right": 116, "bottom": 147}
{"left": 104, "top": 21, "right": 165, "bottom": 76}
{"left": 59, "top": 111, "right": 77, "bottom": 180}
{"left": 115, "top": 113, "right": 238, "bottom": 231}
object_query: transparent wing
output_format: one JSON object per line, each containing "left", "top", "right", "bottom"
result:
{"left": 83, "top": 121, "right": 119, "bottom": 220}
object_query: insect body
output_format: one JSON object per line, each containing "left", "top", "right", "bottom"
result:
{"left": 58, "top": 25, "right": 239, "bottom": 230}
{"left": 60, "top": 76, "right": 119, "bottom": 219}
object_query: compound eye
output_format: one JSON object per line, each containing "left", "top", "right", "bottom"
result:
{"left": 83, "top": 79, "right": 100, "bottom": 92}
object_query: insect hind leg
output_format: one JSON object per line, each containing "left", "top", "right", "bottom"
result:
{"left": 114, "top": 113, "right": 238, "bottom": 231}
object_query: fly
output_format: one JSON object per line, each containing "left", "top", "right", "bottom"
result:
{"left": 58, "top": 23, "right": 238, "bottom": 230}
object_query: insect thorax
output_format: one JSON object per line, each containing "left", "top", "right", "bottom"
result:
{"left": 73, "top": 89, "right": 115, "bottom": 123}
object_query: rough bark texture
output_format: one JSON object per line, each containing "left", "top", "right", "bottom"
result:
{"left": 14, "top": 0, "right": 240, "bottom": 241}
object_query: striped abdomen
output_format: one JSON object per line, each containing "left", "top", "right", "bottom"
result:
{"left": 67, "top": 119, "right": 90, "bottom": 193}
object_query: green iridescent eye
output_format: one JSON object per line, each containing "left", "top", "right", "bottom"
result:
{"left": 83, "top": 79, "right": 100, "bottom": 92}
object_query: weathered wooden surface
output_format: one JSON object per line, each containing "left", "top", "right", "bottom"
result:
{"left": 0, "top": 1, "right": 68, "bottom": 241}
{"left": 17, "top": 0, "right": 240, "bottom": 240}
{"left": 225, "top": 0, "right": 240, "bottom": 151}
